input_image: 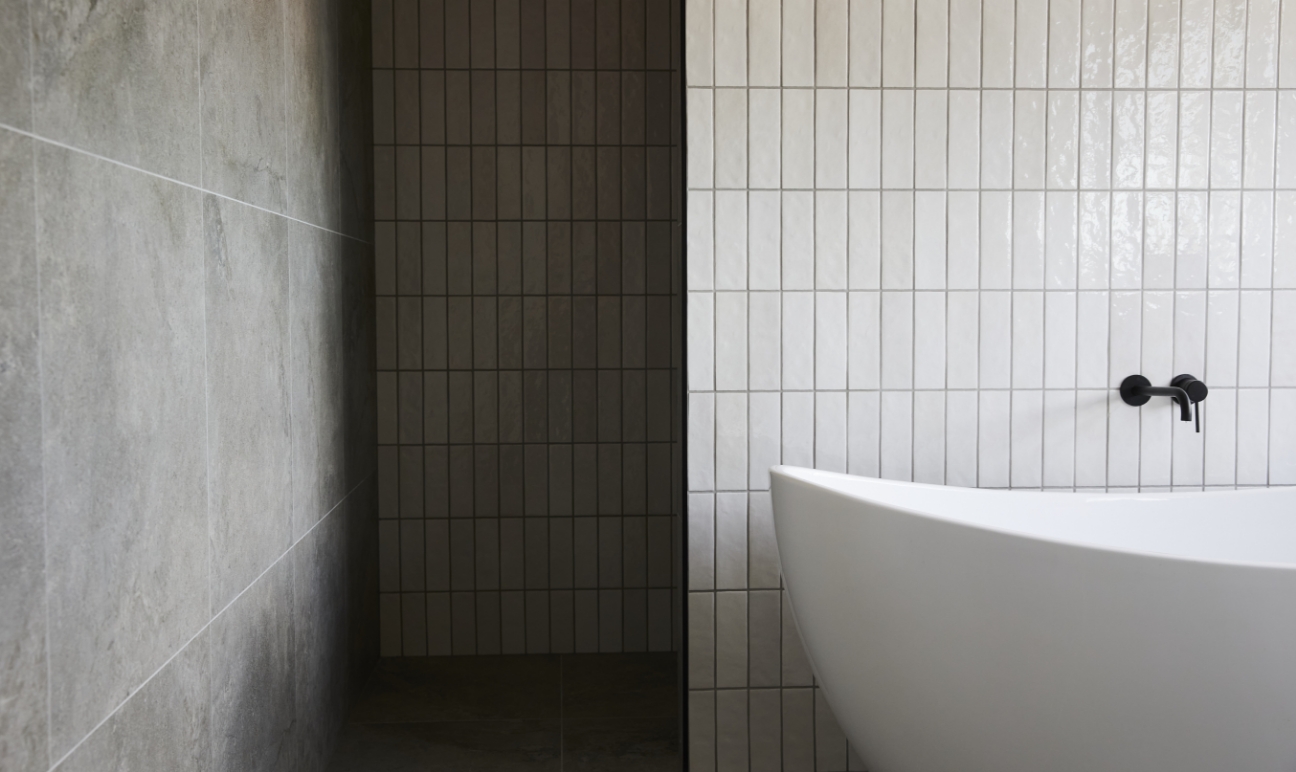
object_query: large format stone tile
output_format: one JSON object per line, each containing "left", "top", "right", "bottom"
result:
{"left": 290, "top": 504, "right": 350, "bottom": 771}
{"left": 336, "top": 0, "right": 372, "bottom": 241}
{"left": 326, "top": 720, "right": 562, "bottom": 772}
{"left": 57, "top": 630, "right": 211, "bottom": 772}
{"left": 30, "top": 0, "right": 200, "bottom": 182}
{"left": 0, "top": 0, "right": 31, "bottom": 128}
{"left": 562, "top": 654, "right": 679, "bottom": 719}
{"left": 200, "top": 0, "right": 287, "bottom": 211}
{"left": 203, "top": 195, "right": 292, "bottom": 611}
{"left": 290, "top": 223, "right": 347, "bottom": 537}
{"left": 285, "top": 0, "right": 341, "bottom": 229}
{"left": 210, "top": 556, "right": 295, "bottom": 772}
{"left": 0, "top": 130, "right": 47, "bottom": 772}
{"left": 37, "top": 145, "right": 207, "bottom": 757}
{"left": 348, "top": 656, "right": 562, "bottom": 722}
{"left": 563, "top": 717, "right": 680, "bottom": 772}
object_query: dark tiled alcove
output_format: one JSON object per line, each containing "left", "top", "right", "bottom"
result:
{"left": 328, "top": 653, "right": 678, "bottom": 770}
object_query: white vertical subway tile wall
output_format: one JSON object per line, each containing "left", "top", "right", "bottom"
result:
{"left": 687, "top": 0, "right": 1296, "bottom": 768}
{"left": 372, "top": 0, "right": 685, "bottom": 657}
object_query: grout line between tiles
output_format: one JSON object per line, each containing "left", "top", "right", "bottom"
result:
{"left": 0, "top": 122, "right": 371, "bottom": 246}
{"left": 46, "top": 474, "right": 372, "bottom": 772}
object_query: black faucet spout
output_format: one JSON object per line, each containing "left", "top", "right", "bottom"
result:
{"left": 1120, "top": 374, "right": 1209, "bottom": 432}
{"left": 1140, "top": 386, "right": 1193, "bottom": 422}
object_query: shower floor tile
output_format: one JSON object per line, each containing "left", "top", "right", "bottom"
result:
{"left": 327, "top": 654, "right": 679, "bottom": 771}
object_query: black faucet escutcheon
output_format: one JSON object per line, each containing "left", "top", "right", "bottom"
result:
{"left": 1120, "top": 374, "right": 1209, "bottom": 433}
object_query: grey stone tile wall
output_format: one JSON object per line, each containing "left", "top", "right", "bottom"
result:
{"left": 0, "top": 0, "right": 378, "bottom": 770}
{"left": 371, "top": 0, "right": 684, "bottom": 657}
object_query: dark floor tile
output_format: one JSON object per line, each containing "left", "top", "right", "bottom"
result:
{"left": 563, "top": 717, "right": 680, "bottom": 772}
{"left": 561, "top": 654, "right": 678, "bottom": 719}
{"left": 350, "top": 656, "right": 562, "bottom": 722}
{"left": 327, "top": 720, "right": 562, "bottom": 772}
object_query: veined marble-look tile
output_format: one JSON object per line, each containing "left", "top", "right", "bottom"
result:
{"left": 210, "top": 557, "right": 295, "bottom": 772}
{"left": 201, "top": 0, "right": 288, "bottom": 210}
{"left": 290, "top": 507, "right": 350, "bottom": 771}
{"left": 0, "top": 0, "right": 31, "bottom": 128}
{"left": 37, "top": 145, "right": 207, "bottom": 757}
{"left": 286, "top": 0, "right": 342, "bottom": 229}
{"left": 57, "top": 631, "right": 210, "bottom": 772}
{"left": 290, "top": 224, "right": 348, "bottom": 538}
{"left": 31, "top": 0, "right": 199, "bottom": 182}
{"left": 0, "top": 131, "right": 46, "bottom": 772}
{"left": 204, "top": 195, "right": 293, "bottom": 612}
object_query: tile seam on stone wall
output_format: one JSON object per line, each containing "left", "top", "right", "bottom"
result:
{"left": 43, "top": 472, "right": 372, "bottom": 772}
{"left": 0, "top": 122, "right": 370, "bottom": 245}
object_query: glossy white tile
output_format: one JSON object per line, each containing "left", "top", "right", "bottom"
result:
{"left": 948, "top": 0, "right": 982, "bottom": 88}
{"left": 981, "top": 0, "right": 1015, "bottom": 88}
{"left": 715, "top": 191, "right": 748, "bottom": 289}
{"left": 1081, "top": 0, "right": 1115, "bottom": 88}
{"left": 816, "top": 90, "right": 848, "bottom": 189}
{"left": 749, "top": 90, "right": 782, "bottom": 188}
{"left": 1050, "top": 0, "right": 1083, "bottom": 88}
{"left": 715, "top": 0, "right": 749, "bottom": 85}
{"left": 816, "top": 191, "right": 848, "bottom": 289}
{"left": 915, "top": 0, "right": 949, "bottom": 87}
{"left": 948, "top": 91, "right": 982, "bottom": 189}
{"left": 914, "top": 91, "right": 948, "bottom": 189}
{"left": 715, "top": 90, "right": 749, "bottom": 189}
{"left": 817, "top": 0, "right": 848, "bottom": 86}
{"left": 882, "top": 90, "right": 916, "bottom": 188}
{"left": 782, "top": 0, "right": 815, "bottom": 86}
{"left": 1113, "top": 0, "right": 1148, "bottom": 87}
{"left": 749, "top": 0, "right": 782, "bottom": 85}
{"left": 883, "top": 0, "right": 917, "bottom": 87}
{"left": 850, "top": 0, "right": 883, "bottom": 86}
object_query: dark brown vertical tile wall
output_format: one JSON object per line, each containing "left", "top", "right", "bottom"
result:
{"left": 372, "top": 0, "right": 682, "bottom": 655}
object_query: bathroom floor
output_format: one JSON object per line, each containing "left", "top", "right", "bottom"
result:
{"left": 326, "top": 653, "right": 680, "bottom": 771}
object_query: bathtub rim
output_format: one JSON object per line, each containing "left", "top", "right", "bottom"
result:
{"left": 771, "top": 464, "right": 1296, "bottom": 572}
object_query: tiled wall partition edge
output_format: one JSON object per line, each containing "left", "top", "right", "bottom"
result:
{"left": 0, "top": 0, "right": 377, "bottom": 770}
{"left": 687, "top": 0, "right": 1296, "bottom": 769}
{"left": 371, "top": 0, "right": 686, "bottom": 657}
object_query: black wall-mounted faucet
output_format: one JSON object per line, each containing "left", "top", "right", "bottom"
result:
{"left": 1120, "top": 374, "right": 1209, "bottom": 432}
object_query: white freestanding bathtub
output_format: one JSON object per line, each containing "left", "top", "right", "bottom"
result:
{"left": 770, "top": 465, "right": 1296, "bottom": 772}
